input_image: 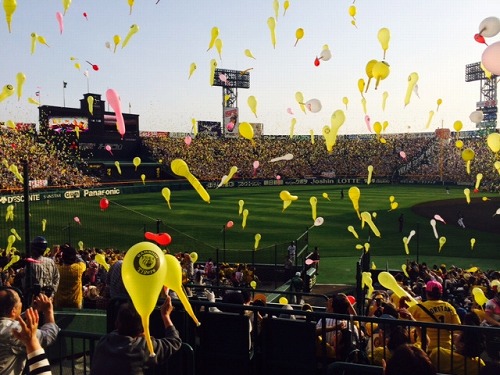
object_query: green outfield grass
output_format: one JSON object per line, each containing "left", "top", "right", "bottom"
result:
{"left": 5, "top": 184, "right": 499, "bottom": 285}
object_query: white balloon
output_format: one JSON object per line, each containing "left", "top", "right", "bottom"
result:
{"left": 469, "top": 110, "right": 484, "bottom": 124}
{"left": 482, "top": 41, "right": 500, "bottom": 75}
{"left": 314, "top": 217, "right": 324, "bottom": 226}
{"left": 319, "top": 49, "right": 332, "bottom": 61}
{"left": 305, "top": 99, "right": 322, "bottom": 113}
{"left": 479, "top": 16, "right": 500, "bottom": 38}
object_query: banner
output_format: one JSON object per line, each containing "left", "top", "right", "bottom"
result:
{"left": 223, "top": 107, "right": 239, "bottom": 138}
{"left": 198, "top": 121, "right": 221, "bottom": 137}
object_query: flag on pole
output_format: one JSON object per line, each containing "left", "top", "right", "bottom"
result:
{"left": 35, "top": 91, "right": 40, "bottom": 97}
{"left": 63, "top": 81, "right": 67, "bottom": 88}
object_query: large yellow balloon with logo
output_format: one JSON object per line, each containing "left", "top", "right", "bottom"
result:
{"left": 122, "top": 241, "right": 167, "bottom": 357}
{"left": 164, "top": 254, "right": 200, "bottom": 326}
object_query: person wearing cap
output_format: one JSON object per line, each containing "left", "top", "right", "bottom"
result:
{"left": 290, "top": 271, "right": 304, "bottom": 304}
{"left": 24, "top": 236, "right": 60, "bottom": 304}
{"left": 408, "top": 280, "right": 461, "bottom": 352}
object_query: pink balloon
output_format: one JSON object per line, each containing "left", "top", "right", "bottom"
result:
{"left": 287, "top": 107, "right": 294, "bottom": 115}
{"left": 56, "top": 12, "right": 64, "bottom": 34}
{"left": 305, "top": 259, "right": 313, "bottom": 265}
{"left": 227, "top": 122, "right": 235, "bottom": 131}
{"left": 105, "top": 144, "right": 113, "bottom": 155}
{"left": 184, "top": 135, "right": 192, "bottom": 146}
{"left": 399, "top": 151, "right": 407, "bottom": 159}
{"left": 433, "top": 214, "right": 446, "bottom": 224}
{"left": 365, "top": 115, "right": 371, "bottom": 132}
{"left": 253, "top": 160, "right": 260, "bottom": 169}
{"left": 276, "top": 175, "right": 281, "bottom": 180}
{"left": 74, "top": 216, "right": 81, "bottom": 224}
{"left": 482, "top": 41, "right": 500, "bottom": 76}
{"left": 105, "top": 89, "right": 125, "bottom": 138}
{"left": 226, "top": 220, "right": 234, "bottom": 228}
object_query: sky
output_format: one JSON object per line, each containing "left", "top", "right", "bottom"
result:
{"left": 0, "top": 0, "right": 498, "bottom": 136}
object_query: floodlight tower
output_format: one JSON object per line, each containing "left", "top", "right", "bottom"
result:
{"left": 465, "top": 62, "right": 498, "bottom": 134}
{"left": 212, "top": 68, "right": 250, "bottom": 133}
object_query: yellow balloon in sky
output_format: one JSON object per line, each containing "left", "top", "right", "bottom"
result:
{"left": 164, "top": 254, "right": 200, "bottom": 326}
{"left": 244, "top": 49, "right": 256, "bottom": 59}
{"left": 214, "top": 38, "right": 223, "bottom": 60}
{"left": 188, "top": 62, "right": 197, "bottom": 79}
{"left": 294, "top": 28, "right": 304, "bottom": 46}
{"left": 283, "top": 0, "right": 290, "bottom": 16}
{"left": 161, "top": 187, "right": 171, "bottom": 209}
{"left": 290, "top": 118, "right": 296, "bottom": 139}
{"left": 267, "top": 17, "right": 277, "bottom": 49}
{"left": 113, "top": 34, "right": 121, "bottom": 53}
{"left": 273, "top": 0, "right": 279, "bottom": 19}
{"left": 122, "top": 241, "right": 167, "bottom": 357}
{"left": 0, "top": 84, "right": 15, "bottom": 102}
{"left": 377, "top": 27, "right": 390, "bottom": 59}
{"left": 436, "top": 98, "right": 443, "bottom": 111}
{"left": 372, "top": 61, "right": 390, "bottom": 90}
{"left": 404, "top": 72, "right": 419, "bottom": 107}
{"left": 128, "top": 0, "right": 135, "bottom": 15}
{"left": 295, "top": 92, "right": 306, "bottom": 114}
{"left": 171, "top": 159, "right": 210, "bottom": 203}
{"left": 254, "top": 233, "right": 261, "bottom": 250}
{"left": 348, "top": 5, "right": 356, "bottom": 18}
{"left": 342, "top": 96, "right": 349, "bottom": 110}
{"left": 358, "top": 79, "right": 365, "bottom": 98}
{"left": 87, "top": 96, "right": 94, "bottom": 115}
{"left": 382, "top": 91, "right": 389, "bottom": 111}
{"left": 238, "top": 199, "right": 245, "bottom": 215}
{"left": 209, "top": 59, "right": 217, "bottom": 86}
{"left": 310, "top": 196, "right": 318, "bottom": 221}
{"left": 122, "top": 24, "right": 139, "bottom": 49}
{"left": 133, "top": 156, "right": 141, "bottom": 170}
{"left": 239, "top": 122, "right": 254, "bottom": 143}
{"left": 373, "top": 122, "right": 382, "bottom": 136}
{"left": 141, "top": 174, "right": 146, "bottom": 185}
{"left": 365, "top": 60, "right": 377, "bottom": 92}
{"left": 247, "top": 96, "right": 258, "bottom": 117}
{"left": 15, "top": 72, "right": 25, "bottom": 101}
{"left": 207, "top": 26, "right": 219, "bottom": 51}
{"left": 486, "top": 132, "right": 500, "bottom": 153}
{"left": 3, "top": 0, "right": 17, "bottom": 33}
{"left": 361, "top": 97, "right": 367, "bottom": 114}
{"left": 453, "top": 120, "right": 463, "bottom": 132}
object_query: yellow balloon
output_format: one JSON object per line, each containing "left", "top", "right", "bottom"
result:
{"left": 250, "top": 280, "right": 257, "bottom": 289}
{"left": 267, "top": 17, "right": 277, "bottom": 49}
{"left": 402, "top": 264, "right": 409, "bottom": 278}
{"left": 122, "top": 24, "right": 139, "bottom": 49}
{"left": 438, "top": 236, "right": 447, "bottom": 252}
{"left": 461, "top": 148, "right": 475, "bottom": 162}
{"left": 294, "top": 28, "right": 304, "bottom": 46}
{"left": 122, "top": 242, "right": 168, "bottom": 356}
{"left": 189, "top": 252, "right": 198, "bottom": 263}
{"left": 3, "top": 0, "right": 17, "bottom": 33}
{"left": 382, "top": 91, "right": 389, "bottom": 111}
{"left": 310, "top": 196, "right": 318, "bottom": 221}
{"left": 161, "top": 187, "right": 171, "bottom": 209}
{"left": 247, "top": 96, "right": 258, "bottom": 117}
{"left": 475, "top": 173, "right": 483, "bottom": 190}
{"left": 207, "top": 26, "right": 219, "bottom": 51}
{"left": 188, "top": 62, "right": 197, "bottom": 79}
{"left": 373, "top": 122, "right": 382, "bottom": 135}
{"left": 342, "top": 96, "right": 349, "bottom": 110}
{"left": 170, "top": 159, "right": 210, "bottom": 203}
{"left": 95, "top": 253, "right": 110, "bottom": 271}
{"left": 360, "top": 211, "right": 381, "bottom": 238}
{"left": 133, "top": 156, "right": 141, "bottom": 170}
{"left": 322, "top": 192, "right": 330, "bottom": 201}
{"left": 358, "top": 79, "right": 365, "bottom": 97}
{"left": 372, "top": 61, "right": 390, "bottom": 90}
{"left": 470, "top": 238, "right": 476, "bottom": 250}
{"left": 214, "top": 38, "right": 223, "bottom": 60}
{"left": 209, "top": 59, "right": 217, "bottom": 86}
{"left": 113, "top": 34, "right": 121, "bottom": 53}
{"left": 486, "top": 133, "right": 500, "bottom": 153}
{"left": 436, "top": 98, "right": 443, "bottom": 111}
{"left": 282, "top": 200, "right": 292, "bottom": 212}
{"left": 464, "top": 188, "right": 471, "bottom": 204}
{"left": 348, "top": 186, "right": 361, "bottom": 216}
{"left": 453, "top": 120, "right": 463, "bottom": 132}
{"left": 238, "top": 199, "right": 245, "bottom": 215}
{"left": 389, "top": 195, "right": 395, "bottom": 203}
{"left": 347, "top": 225, "right": 359, "bottom": 239}
{"left": 378, "top": 271, "right": 417, "bottom": 306}
{"left": 0, "top": 84, "right": 15, "bottom": 102}
{"left": 361, "top": 272, "right": 374, "bottom": 297}
{"left": 295, "top": 91, "right": 306, "bottom": 114}
{"left": 472, "top": 287, "right": 488, "bottom": 306}
{"left": 377, "top": 28, "right": 390, "bottom": 59}
{"left": 222, "top": 166, "right": 238, "bottom": 185}
{"left": 78, "top": 240, "right": 84, "bottom": 251}
{"left": 244, "top": 48, "right": 255, "bottom": 59}
{"left": 242, "top": 209, "right": 249, "bottom": 228}
{"left": 403, "top": 237, "right": 409, "bottom": 255}
{"left": 15, "top": 72, "right": 25, "bottom": 101}
{"left": 239, "top": 122, "right": 254, "bottom": 143}
{"left": 128, "top": 0, "right": 135, "bottom": 14}
{"left": 365, "top": 60, "right": 378, "bottom": 91}
{"left": 355, "top": 244, "right": 364, "bottom": 250}
{"left": 164, "top": 254, "right": 200, "bottom": 326}
{"left": 367, "top": 165, "right": 374, "bottom": 185}
{"left": 390, "top": 202, "right": 399, "bottom": 211}
{"left": 280, "top": 190, "right": 298, "bottom": 201}
{"left": 455, "top": 140, "right": 464, "bottom": 149}
{"left": 141, "top": 174, "right": 146, "bottom": 185}
{"left": 279, "top": 297, "right": 288, "bottom": 305}
{"left": 114, "top": 161, "right": 122, "bottom": 175}
{"left": 254, "top": 233, "right": 261, "bottom": 250}
{"left": 3, "top": 254, "right": 20, "bottom": 271}
{"left": 404, "top": 72, "right": 419, "bottom": 107}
